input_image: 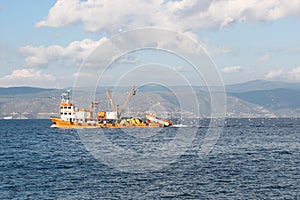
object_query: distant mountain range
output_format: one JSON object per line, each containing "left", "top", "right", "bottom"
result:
{"left": 0, "top": 80, "right": 299, "bottom": 119}
{"left": 0, "top": 86, "right": 56, "bottom": 96}
{"left": 226, "top": 79, "right": 300, "bottom": 92}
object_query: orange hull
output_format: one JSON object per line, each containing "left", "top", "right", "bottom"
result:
{"left": 50, "top": 117, "right": 164, "bottom": 129}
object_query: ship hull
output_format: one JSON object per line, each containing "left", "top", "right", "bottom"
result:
{"left": 50, "top": 117, "right": 164, "bottom": 129}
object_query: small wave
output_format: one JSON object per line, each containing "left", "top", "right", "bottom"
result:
{"left": 172, "top": 124, "right": 189, "bottom": 128}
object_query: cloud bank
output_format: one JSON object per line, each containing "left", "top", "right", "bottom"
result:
{"left": 0, "top": 69, "right": 56, "bottom": 88}
{"left": 265, "top": 67, "right": 300, "bottom": 82}
{"left": 265, "top": 69, "right": 284, "bottom": 79}
{"left": 9, "top": 0, "right": 300, "bottom": 88}
{"left": 36, "top": 0, "right": 300, "bottom": 33}
{"left": 29, "top": 0, "right": 300, "bottom": 69}
{"left": 19, "top": 38, "right": 107, "bottom": 67}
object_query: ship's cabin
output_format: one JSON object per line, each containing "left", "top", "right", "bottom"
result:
{"left": 59, "top": 90, "right": 76, "bottom": 122}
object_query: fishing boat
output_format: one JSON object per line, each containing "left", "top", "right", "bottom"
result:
{"left": 3, "top": 116, "right": 13, "bottom": 120}
{"left": 50, "top": 86, "right": 173, "bottom": 128}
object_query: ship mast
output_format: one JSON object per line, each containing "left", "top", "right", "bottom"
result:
{"left": 61, "top": 90, "right": 71, "bottom": 103}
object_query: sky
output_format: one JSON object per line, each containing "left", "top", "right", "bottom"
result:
{"left": 0, "top": 0, "right": 300, "bottom": 88}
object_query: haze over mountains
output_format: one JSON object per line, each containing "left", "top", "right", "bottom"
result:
{"left": 0, "top": 80, "right": 299, "bottom": 119}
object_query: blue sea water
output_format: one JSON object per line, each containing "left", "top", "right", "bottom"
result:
{"left": 0, "top": 118, "right": 299, "bottom": 199}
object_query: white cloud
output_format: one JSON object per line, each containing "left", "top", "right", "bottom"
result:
{"left": 36, "top": 0, "right": 300, "bottom": 33}
{"left": 29, "top": 0, "right": 300, "bottom": 70}
{"left": 222, "top": 66, "right": 243, "bottom": 73}
{"left": 19, "top": 46, "right": 49, "bottom": 66}
{"left": 0, "top": 69, "right": 56, "bottom": 88}
{"left": 19, "top": 29, "right": 218, "bottom": 69}
{"left": 265, "top": 69, "right": 284, "bottom": 79}
{"left": 287, "top": 67, "right": 300, "bottom": 81}
{"left": 19, "top": 38, "right": 107, "bottom": 67}
{"left": 265, "top": 67, "right": 300, "bottom": 81}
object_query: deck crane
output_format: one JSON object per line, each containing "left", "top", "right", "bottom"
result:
{"left": 105, "top": 88, "right": 118, "bottom": 113}
{"left": 118, "top": 85, "right": 136, "bottom": 119}
{"left": 89, "top": 101, "right": 99, "bottom": 119}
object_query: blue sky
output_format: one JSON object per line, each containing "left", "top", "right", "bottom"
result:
{"left": 0, "top": 0, "right": 300, "bottom": 88}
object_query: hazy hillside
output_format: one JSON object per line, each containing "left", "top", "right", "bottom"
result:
{"left": 229, "top": 88, "right": 300, "bottom": 117}
{"left": 0, "top": 80, "right": 299, "bottom": 119}
{"left": 0, "top": 87, "right": 55, "bottom": 96}
{"left": 226, "top": 79, "right": 300, "bottom": 92}
{"left": 0, "top": 88, "right": 63, "bottom": 119}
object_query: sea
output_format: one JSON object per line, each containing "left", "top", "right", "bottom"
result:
{"left": 1, "top": 118, "right": 299, "bottom": 199}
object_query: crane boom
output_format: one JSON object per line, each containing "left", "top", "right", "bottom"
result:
{"left": 105, "top": 88, "right": 117, "bottom": 112}
{"left": 118, "top": 85, "right": 136, "bottom": 119}
{"left": 89, "top": 101, "right": 99, "bottom": 119}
